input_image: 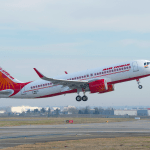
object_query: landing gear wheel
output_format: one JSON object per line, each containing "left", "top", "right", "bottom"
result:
{"left": 138, "top": 85, "right": 143, "bottom": 89}
{"left": 76, "top": 95, "right": 82, "bottom": 102}
{"left": 82, "top": 95, "right": 88, "bottom": 101}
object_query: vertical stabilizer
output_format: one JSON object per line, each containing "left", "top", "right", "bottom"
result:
{"left": 0, "top": 67, "right": 23, "bottom": 91}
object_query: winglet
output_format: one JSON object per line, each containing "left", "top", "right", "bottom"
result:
{"left": 33, "top": 68, "right": 44, "bottom": 78}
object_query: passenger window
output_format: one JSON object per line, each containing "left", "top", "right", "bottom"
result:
{"left": 87, "top": 75, "right": 89, "bottom": 77}
{"left": 91, "top": 74, "right": 93, "bottom": 76}
{"left": 144, "top": 62, "right": 146, "bottom": 65}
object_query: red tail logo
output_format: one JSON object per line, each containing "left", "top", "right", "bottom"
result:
{"left": 0, "top": 69, "right": 17, "bottom": 91}
{"left": 0, "top": 67, "right": 31, "bottom": 96}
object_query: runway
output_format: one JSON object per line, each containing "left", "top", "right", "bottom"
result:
{"left": 0, "top": 120, "right": 150, "bottom": 149}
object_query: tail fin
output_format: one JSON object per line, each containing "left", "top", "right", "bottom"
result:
{"left": 0, "top": 67, "right": 22, "bottom": 90}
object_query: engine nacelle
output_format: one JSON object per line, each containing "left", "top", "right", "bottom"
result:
{"left": 88, "top": 79, "right": 114, "bottom": 93}
{"left": 89, "top": 79, "right": 108, "bottom": 93}
{"left": 99, "top": 84, "right": 114, "bottom": 94}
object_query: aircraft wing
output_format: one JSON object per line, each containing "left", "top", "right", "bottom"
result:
{"left": 34, "top": 68, "right": 88, "bottom": 89}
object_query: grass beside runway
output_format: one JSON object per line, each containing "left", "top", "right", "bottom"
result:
{"left": 3, "top": 136, "right": 150, "bottom": 150}
{"left": 0, "top": 117, "right": 135, "bottom": 127}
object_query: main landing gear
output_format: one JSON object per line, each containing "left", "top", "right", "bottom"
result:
{"left": 76, "top": 87, "right": 88, "bottom": 102}
{"left": 136, "top": 79, "right": 143, "bottom": 89}
{"left": 76, "top": 95, "right": 88, "bottom": 102}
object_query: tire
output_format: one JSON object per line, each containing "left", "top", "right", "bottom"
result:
{"left": 82, "top": 96, "right": 88, "bottom": 101}
{"left": 66, "top": 120, "right": 69, "bottom": 123}
{"left": 138, "top": 85, "right": 143, "bottom": 89}
{"left": 76, "top": 95, "right": 82, "bottom": 102}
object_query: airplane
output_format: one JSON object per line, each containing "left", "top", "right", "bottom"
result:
{"left": 0, "top": 60, "right": 150, "bottom": 102}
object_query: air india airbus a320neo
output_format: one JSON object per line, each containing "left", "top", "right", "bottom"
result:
{"left": 0, "top": 60, "right": 150, "bottom": 102}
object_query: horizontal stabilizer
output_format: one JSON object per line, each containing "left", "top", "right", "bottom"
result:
{"left": 0, "top": 89, "right": 14, "bottom": 95}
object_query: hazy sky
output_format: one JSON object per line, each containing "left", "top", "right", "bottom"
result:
{"left": 0, "top": 0, "right": 150, "bottom": 107}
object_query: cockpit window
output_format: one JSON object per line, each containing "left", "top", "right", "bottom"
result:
{"left": 144, "top": 62, "right": 150, "bottom": 68}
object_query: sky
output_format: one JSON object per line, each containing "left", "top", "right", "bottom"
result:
{"left": 0, "top": 0, "right": 150, "bottom": 107}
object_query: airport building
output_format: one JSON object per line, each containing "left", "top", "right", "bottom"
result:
{"left": 114, "top": 110, "right": 137, "bottom": 116}
{"left": 101, "top": 109, "right": 114, "bottom": 115}
{"left": 137, "top": 110, "right": 148, "bottom": 116}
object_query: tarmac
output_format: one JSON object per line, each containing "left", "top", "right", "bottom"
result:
{"left": 0, "top": 119, "right": 150, "bottom": 149}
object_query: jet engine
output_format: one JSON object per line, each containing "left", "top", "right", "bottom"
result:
{"left": 88, "top": 79, "right": 114, "bottom": 93}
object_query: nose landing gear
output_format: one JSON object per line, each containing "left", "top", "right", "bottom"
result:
{"left": 136, "top": 79, "right": 143, "bottom": 89}
{"left": 138, "top": 85, "right": 143, "bottom": 89}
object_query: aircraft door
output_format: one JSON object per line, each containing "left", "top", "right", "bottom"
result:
{"left": 132, "top": 61, "right": 139, "bottom": 72}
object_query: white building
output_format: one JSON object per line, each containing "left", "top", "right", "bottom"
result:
{"left": 0, "top": 110, "right": 5, "bottom": 114}
{"left": 11, "top": 106, "right": 42, "bottom": 113}
{"left": 114, "top": 110, "right": 137, "bottom": 116}
{"left": 53, "top": 107, "right": 60, "bottom": 111}
{"left": 63, "top": 106, "right": 76, "bottom": 111}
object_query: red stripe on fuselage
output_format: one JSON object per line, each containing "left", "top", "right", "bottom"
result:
{"left": 109, "top": 74, "right": 150, "bottom": 84}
